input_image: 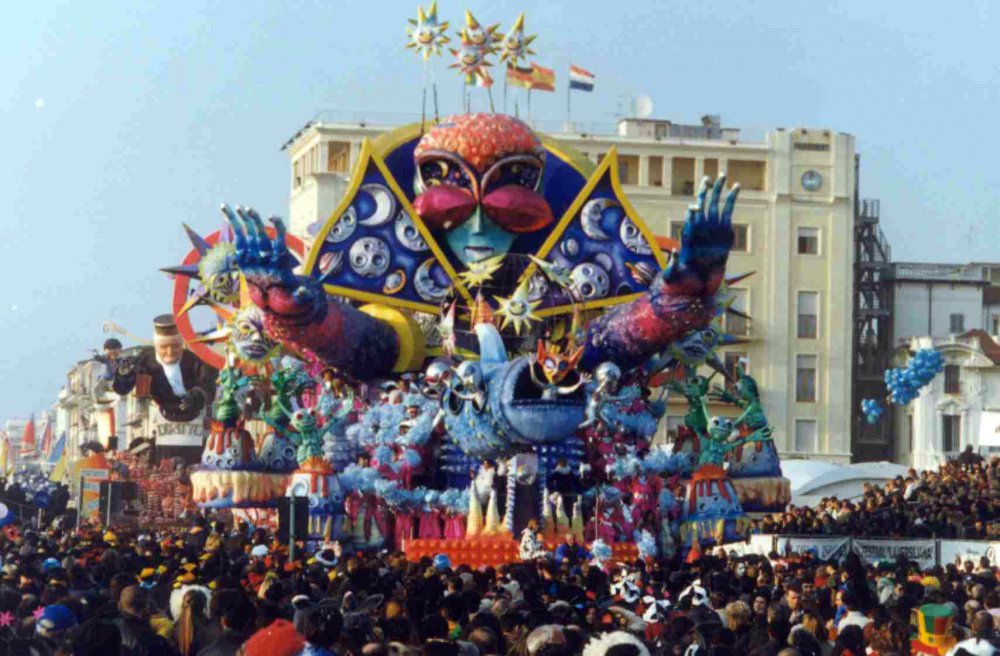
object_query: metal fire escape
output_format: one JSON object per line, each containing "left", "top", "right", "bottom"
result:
{"left": 851, "top": 155, "right": 894, "bottom": 461}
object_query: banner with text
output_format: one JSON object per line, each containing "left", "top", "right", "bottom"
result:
{"left": 939, "top": 540, "right": 1000, "bottom": 568}
{"left": 851, "top": 538, "right": 936, "bottom": 569}
{"left": 776, "top": 536, "right": 851, "bottom": 562}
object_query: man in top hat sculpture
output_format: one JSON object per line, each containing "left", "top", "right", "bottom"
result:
{"left": 112, "top": 314, "right": 216, "bottom": 423}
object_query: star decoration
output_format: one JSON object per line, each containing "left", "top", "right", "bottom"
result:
{"left": 0, "top": 611, "right": 13, "bottom": 627}
{"left": 528, "top": 255, "right": 572, "bottom": 289}
{"left": 405, "top": 1, "right": 450, "bottom": 60}
{"left": 32, "top": 606, "right": 44, "bottom": 620}
{"left": 498, "top": 12, "right": 536, "bottom": 67}
{"left": 458, "top": 255, "right": 504, "bottom": 287}
{"left": 494, "top": 281, "right": 540, "bottom": 335}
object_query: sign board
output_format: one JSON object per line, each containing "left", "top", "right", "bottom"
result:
{"left": 80, "top": 468, "right": 110, "bottom": 521}
{"left": 150, "top": 404, "right": 207, "bottom": 448}
{"left": 776, "top": 536, "right": 850, "bottom": 562}
{"left": 850, "top": 538, "right": 936, "bottom": 569}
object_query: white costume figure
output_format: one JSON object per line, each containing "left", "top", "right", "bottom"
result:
{"left": 473, "top": 462, "right": 496, "bottom": 507}
{"left": 579, "top": 362, "right": 626, "bottom": 428}
{"left": 519, "top": 527, "right": 547, "bottom": 561}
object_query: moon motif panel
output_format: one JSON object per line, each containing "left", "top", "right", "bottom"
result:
{"left": 522, "top": 150, "right": 666, "bottom": 315}
{"left": 304, "top": 142, "right": 467, "bottom": 313}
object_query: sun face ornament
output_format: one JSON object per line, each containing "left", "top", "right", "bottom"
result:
{"left": 497, "top": 12, "right": 536, "bottom": 67}
{"left": 405, "top": 1, "right": 450, "bottom": 60}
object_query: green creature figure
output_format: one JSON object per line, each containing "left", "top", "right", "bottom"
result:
{"left": 697, "top": 416, "right": 769, "bottom": 467}
{"left": 262, "top": 360, "right": 313, "bottom": 432}
{"left": 284, "top": 407, "right": 329, "bottom": 468}
{"left": 213, "top": 359, "right": 251, "bottom": 427}
{"left": 710, "top": 367, "right": 773, "bottom": 441}
{"left": 667, "top": 375, "right": 711, "bottom": 437}
{"left": 670, "top": 371, "right": 770, "bottom": 467}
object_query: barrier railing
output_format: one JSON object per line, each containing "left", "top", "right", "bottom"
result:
{"left": 728, "top": 534, "right": 1000, "bottom": 569}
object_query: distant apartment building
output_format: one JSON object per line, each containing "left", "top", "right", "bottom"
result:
{"left": 282, "top": 112, "right": 866, "bottom": 463}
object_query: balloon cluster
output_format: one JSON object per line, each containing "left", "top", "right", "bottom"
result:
{"left": 883, "top": 348, "right": 945, "bottom": 405}
{"left": 861, "top": 398, "right": 884, "bottom": 425}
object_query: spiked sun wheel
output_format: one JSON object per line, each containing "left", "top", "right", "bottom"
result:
{"left": 164, "top": 223, "right": 304, "bottom": 369}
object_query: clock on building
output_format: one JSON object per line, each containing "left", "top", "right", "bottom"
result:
{"left": 801, "top": 170, "right": 823, "bottom": 192}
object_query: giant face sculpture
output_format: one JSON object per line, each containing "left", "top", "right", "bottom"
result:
{"left": 412, "top": 114, "right": 554, "bottom": 267}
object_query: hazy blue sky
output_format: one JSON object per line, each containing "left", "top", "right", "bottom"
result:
{"left": 1, "top": 0, "right": 997, "bottom": 420}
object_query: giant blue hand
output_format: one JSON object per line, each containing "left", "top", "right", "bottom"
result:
{"left": 222, "top": 205, "right": 324, "bottom": 323}
{"left": 662, "top": 175, "right": 739, "bottom": 297}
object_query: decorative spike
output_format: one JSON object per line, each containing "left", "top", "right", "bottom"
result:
{"left": 182, "top": 223, "right": 211, "bottom": 256}
{"left": 160, "top": 264, "right": 202, "bottom": 279}
{"left": 483, "top": 490, "right": 501, "bottom": 536}
{"left": 466, "top": 489, "right": 483, "bottom": 538}
{"left": 177, "top": 291, "right": 210, "bottom": 317}
{"left": 725, "top": 271, "right": 755, "bottom": 286}
{"left": 469, "top": 292, "right": 495, "bottom": 328}
{"left": 725, "top": 307, "right": 751, "bottom": 322}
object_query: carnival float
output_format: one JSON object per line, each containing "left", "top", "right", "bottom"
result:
{"left": 87, "top": 4, "right": 795, "bottom": 563}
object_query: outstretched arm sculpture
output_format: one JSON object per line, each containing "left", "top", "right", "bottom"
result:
{"left": 582, "top": 176, "right": 739, "bottom": 372}
{"left": 225, "top": 206, "right": 402, "bottom": 379}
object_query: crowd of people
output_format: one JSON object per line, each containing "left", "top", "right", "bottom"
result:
{"left": 754, "top": 452, "right": 1000, "bottom": 539}
{"left": 2, "top": 456, "right": 1000, "bottom": 656}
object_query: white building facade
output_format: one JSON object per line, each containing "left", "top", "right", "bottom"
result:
{"left": 895, "top": 332, "right": 1000, "bottom": 469}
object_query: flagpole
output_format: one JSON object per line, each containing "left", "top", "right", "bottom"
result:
{"left": 503, "top": 70, "right": 508, "bottom": 114}
{"left": 566, "top": 73, "right": 572, "bottom": 132}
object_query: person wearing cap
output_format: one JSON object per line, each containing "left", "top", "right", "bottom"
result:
{"left": 112, "top": 314, "right": 216, "bottom": 422}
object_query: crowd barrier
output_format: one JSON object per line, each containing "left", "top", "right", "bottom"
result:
{"left": 724, "top": 534, "right": 1000, "bottom": 570}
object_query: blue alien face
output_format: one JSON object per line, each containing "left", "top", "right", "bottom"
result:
{"left": 444, "top": 206, "right": 517, "bottom": 266}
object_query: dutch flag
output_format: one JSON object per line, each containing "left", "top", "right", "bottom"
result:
{"left": 569, "top": 64, "right": 595, "bottom": 92}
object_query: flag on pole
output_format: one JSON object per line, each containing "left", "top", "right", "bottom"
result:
{"left": 473, "top": 70, "right": 494, "bottom": 88}
{"left": 529, "top": 63, "right": 555, "bottom": 92}
{"left": 0, "top": 433, "right": 10, "bottom": 477}
{"left": 39, "top": 419, "right": 52, "bottom": 457}
{"left": 569, "top": 64, "right": 595, "bottom": 92}
{"left": 19, "top": 415, "right": 36, "bottom": 457}
{"left": 506, "top": 63, "right": 534, "bottom": 89}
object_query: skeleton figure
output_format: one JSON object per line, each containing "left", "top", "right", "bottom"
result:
{"left": 529, "top": 339, "right": 589, "bottom": 400}
{"left": 579, "top": 361, "right": 629, "bottom": 428}
{"left": 452, "top": 361, "right": 486, "bottom": 411}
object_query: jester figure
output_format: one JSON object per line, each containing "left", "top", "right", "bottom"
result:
{"left": 227, "top": 113, "right": 740, "bottom": 388}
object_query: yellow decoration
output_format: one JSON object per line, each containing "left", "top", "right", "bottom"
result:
{"left": 494, "top": 280, "right": 540, "bottom": 335}
{"left": 405, "top": 1, "right": 450, "bottom": 61}
{"left": 498, "top": 12, "right": 536, "bottom": 67}
{"left": 466, "top": 488, "right": 483, "bottom": 537}
{"left": 483, "top": 490, "right": 502, "bottom": 535}
{"left": 358, "top": 304, "right": 427, "bottom": 372}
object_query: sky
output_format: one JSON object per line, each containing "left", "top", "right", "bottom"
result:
{"left": 1, "top": 0, "right": 998, "bottom": 420}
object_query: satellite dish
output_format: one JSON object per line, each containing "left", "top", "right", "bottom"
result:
{"left": 632, "top": 95, "right": 654, "bottom": 119}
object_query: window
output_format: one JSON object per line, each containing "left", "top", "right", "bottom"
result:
{"left": 671, "top": 157, "right": 695, "bottom": 195}
{"left": 794, "top": 419, "right": 818, "bottom": 453}
{"left": 619, "top": 155, "right": 640, "bottom": 185}
{"left": 724, "top": 289, "right": 750, "bottom": 336}
{"left": 907, "top": 414, "right": 914, "bottom": 453}
{"left": 727, "top": 159, "right": 767, "bottom": 191}
{"left": 648, "top": 156, "right": 664, "bottom": 187}
{"left": 327, "top": 141, "right": 351, "bottom": 173}
{"left": 724, "top": 352, "right": 748, "bottom": 380}
{"left": 732, "top": 224, "right": 749, "bottom": 252}
{"left": 665, "top": 415, "right": 685, "bottom": 442}
{"left": 942, "top": 415, "right": 961, "bottom": 452}
{"left": 293, "top": 159, "right": 303, "bottom": 188}
{"left": 703, "top": 158, "right": 719, "bottom": 180}
{"left": 796, "top": 355, "right": 817, "bottom": 402}
{"left": 950, "top": 313, "right": 965, "bottom": 333}
{"left": 669, "top": 221, "right": 684, "bottom": 242}
{"left": 944, "top": 365, "right": 960, "bottom": 394}
{"left": 797, "top": 292, "right": 819, "bottom": 339}
{"left": 992, "top": 314, "right": 1000, "bottom": 335}
{"left": 797, "top": 227, "right": 820, "bottom": 255}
